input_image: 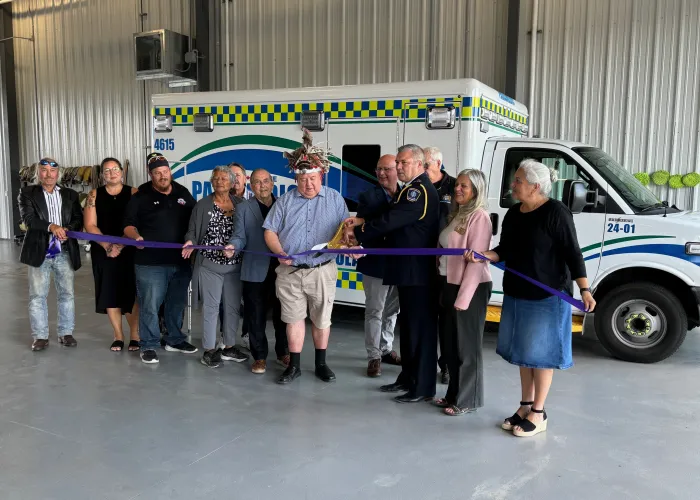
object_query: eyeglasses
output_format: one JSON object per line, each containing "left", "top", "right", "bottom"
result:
{"left": 147, "top": 155, "right": 166, "bottom": 165}
{"left": 103, "top": 167, "right": 121, "bottom": 174}
{"left": 39, "top": 159, "right": 59, "bottom": 168}
{"left": 375, "top": 167, "right": 395, "bottom": 174}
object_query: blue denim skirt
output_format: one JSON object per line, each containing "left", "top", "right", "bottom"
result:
{"left": 496, "top": 294, "right": 573, "bottom": 370}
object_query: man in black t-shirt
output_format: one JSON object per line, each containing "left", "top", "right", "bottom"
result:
{"left": 424, "top": 146, "right": 456, "bottom": 385}
{"left": 124, "top": 154, "right": 197, "bottom": 364}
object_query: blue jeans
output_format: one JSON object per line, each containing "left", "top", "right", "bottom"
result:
{"left": 28, "top": 252, "right": 75, "bottom": 340}
{"left": 135, "top": 264, "right": 191, "bottom": 351}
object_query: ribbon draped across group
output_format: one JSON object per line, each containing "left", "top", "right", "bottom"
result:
{"left": 65, "top": 230, "right": 587, "bottom": 311}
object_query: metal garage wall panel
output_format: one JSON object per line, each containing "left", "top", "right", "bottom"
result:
{"left": 517, "top": 0, "right": 700, "bottom": 210}
{"left": 221, "top": 0, "right": 509, "bottom": 92}
{"left": 12, "top": 0, "right": 196, "bottom": 187}
{"left": 11, "top": 0, "right": 509, "bottom": 191}
{"left": 0, "top": 38, "right": 12, "bottom": 239}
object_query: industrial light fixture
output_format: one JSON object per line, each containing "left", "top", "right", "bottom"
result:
{"left": 168, "top": 78, "right": 198, "bottom": 88}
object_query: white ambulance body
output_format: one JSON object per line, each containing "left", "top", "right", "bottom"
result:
{"left": 152, "top": 78, "right": 700, "bottom": 363}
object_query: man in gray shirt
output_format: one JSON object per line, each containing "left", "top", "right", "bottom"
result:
{"left": 263, "top": 130, "right": 348, "bottom": 385}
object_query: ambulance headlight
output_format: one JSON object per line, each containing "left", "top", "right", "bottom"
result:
{"left": 426, "top": 106, "right": 456, "bottom": 129}
{"left": 685, "top": 243, "right": 700, "bottom": 255}
{"left": 154, "top": 115, "right": 173, "bottom": 133}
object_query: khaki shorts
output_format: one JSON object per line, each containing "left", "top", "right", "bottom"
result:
{"left": 275, "top": 261, "right": 337, "bottom": 329}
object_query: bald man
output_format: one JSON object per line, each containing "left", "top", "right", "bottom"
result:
{"left": 226, "top": 169, "right": 289, "bottom": 374}
{"left": 356, "top": 154, "right": 402, "bottom": 378}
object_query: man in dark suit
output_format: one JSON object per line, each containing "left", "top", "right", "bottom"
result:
{"left": 226, "top": 168, "right": 288, "bottom": 374}
{"left": 356, "top": 154, "right": 401, "bottom": 378}
{"left": 18, "top": 157, "right": 83, "bottom": 351}
{"left": 345, "top": 144, "right": 440, "bottom": 403}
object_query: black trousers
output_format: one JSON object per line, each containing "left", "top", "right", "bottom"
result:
{"left": 435, "top": 274, "right": 448, "bottom": 372}
{"left": 395, "top": 285, "right": 438, "bottom": 398}
{"left": 242, "top": 264, "right": 288, "bottom": 360}
{"left": 440, "top": 278, "right": 492, "bottom": 409}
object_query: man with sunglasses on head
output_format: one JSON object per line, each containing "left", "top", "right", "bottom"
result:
{"left": 124, "top": 154, "right": 197, "bottom": 364}
{"left": 18, "top": 157, "right": 83, "bottom": 351}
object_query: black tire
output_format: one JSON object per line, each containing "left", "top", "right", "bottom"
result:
{"left": 594, "top": 282, "right": 687, "bottom": 363}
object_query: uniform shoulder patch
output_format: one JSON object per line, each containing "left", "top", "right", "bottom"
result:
{"left": 406, "top": 187, "right": 421, "bottom": 202}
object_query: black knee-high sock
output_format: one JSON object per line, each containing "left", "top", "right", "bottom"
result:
{"left": 315, "top": 348, "right": 326, "bottom": 367}
{"left": 290, "top": 352, "right": 301, "bottom": 369}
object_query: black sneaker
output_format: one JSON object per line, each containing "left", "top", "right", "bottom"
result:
{"left": 164, "top": 341, "right": 198, "bottom": 354}
{"left": 200, "top": 350, "right": 221, "bottom": 368}
{"left": 141, "top": 350, "right": 159, "bottom": 364}
{"left": 220, "top": 346, "right": 248, "bottom": 363}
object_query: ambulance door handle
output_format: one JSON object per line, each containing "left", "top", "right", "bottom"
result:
{"left": 489, "top": 213, "right": 499, "bottom": 235}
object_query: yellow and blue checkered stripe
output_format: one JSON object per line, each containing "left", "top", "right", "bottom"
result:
{"left": 156, "top": 96, "right": 468, "bottom": 124}
{"left": 480, "top": 97, "right": 528, "bottom": 125}
{"left": 154, "top": 95, "right": 526, "bottom": 133}
{"left": 337, "top": 269, "right": 363, "bottom": 291}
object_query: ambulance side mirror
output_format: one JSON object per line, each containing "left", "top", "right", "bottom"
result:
{"left": 563, "top": 180, "right": 594, "bottom": 214}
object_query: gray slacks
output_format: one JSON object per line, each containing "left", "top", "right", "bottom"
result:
{"left": 440, "top": 278, "right": 492, "bottom": 409}
{"left": 199, "top": 261, "right": 243, "bottom": 350}
{"left": 363, "top": 275, "right": 400, "bottom": 360}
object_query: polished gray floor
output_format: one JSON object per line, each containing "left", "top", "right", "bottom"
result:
{"left": 0, "top": 241, "right": 698, "bottom": 500}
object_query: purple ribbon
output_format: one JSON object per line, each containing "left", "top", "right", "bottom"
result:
{"left": 67, "top": 230, "right": 587, "bottom": 311}
{"left": 47, "top": 235, "right": 61, "bottom": 258}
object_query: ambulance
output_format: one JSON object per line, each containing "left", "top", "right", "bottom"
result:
{"left": 151, "top": 78, "right": 700, "bottom": 364}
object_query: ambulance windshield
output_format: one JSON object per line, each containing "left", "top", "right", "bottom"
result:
{"left": 574, "top": 147, "right": 662, "bottom": 213}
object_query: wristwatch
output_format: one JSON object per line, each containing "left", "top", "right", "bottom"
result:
{"left": 580, "top": 287, "right": 591, "bottom": 293}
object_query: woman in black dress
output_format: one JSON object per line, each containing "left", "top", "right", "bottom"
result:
{"left": 84, "top": 158, "right": 139, "bottom": 351}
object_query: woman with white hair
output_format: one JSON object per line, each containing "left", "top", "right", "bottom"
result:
{"left": 471, "top": 159, "right": 596, "bottom": 436}
{"left": 182, "top": 165, "right": 249, "bottom": 368}
{"left": 432, "top": 169, "right": 493, "bottom": 416}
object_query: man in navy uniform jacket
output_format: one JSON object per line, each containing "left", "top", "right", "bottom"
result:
{"left": 345, "top": 145, "right": 439, "bottom": 403}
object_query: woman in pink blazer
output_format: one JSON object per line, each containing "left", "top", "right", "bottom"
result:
{"left": 433, "top": 169, "right": 493, "bottom": 416}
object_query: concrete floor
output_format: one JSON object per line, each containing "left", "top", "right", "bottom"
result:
{"left": 0, "top": 241, "right": 698, "bottom": 500}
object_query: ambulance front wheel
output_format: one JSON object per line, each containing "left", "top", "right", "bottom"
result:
{"left": 594, "top": 283, "right": 687, "bottom": 363}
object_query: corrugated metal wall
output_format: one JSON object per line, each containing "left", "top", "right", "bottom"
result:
{"left": 12, "top": 0, "right": 194, "bottom": 188}
{"left": 0, "top": 25, "right": 13, "bottom": 239}
{"left": 220, "top": 0, "right": 509, "bottom": 91}
{"left": 516, "top": 0, "right": 700, "bottom": 210}
{"left": 9, "top": 0, "right": 509, "bottom": 194}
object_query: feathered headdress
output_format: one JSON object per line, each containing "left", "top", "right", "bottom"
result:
{"left": 284, "top": 128, "right": 330, "bottom": 175}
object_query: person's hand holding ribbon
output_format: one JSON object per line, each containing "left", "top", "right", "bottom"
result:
{"left": 182, "top": 240, "right": 195, "bottom": 259}
{"left": 106, "top": 244, "right": 122, "bottom": 258}
{"left": 466, "top": 249, "right": 498, "bottom": 264}
{"left": 278, "top": 251, "right": 293, "bottom": 266}
{"left": 340, "top": 245, "right": 366, "bottom": 260}
{"left": 223, "top": 244, "right": 235, "bottom": 259}
{"left": 581, "top": 290, "right": 596, "bottom": 313}
{"left": 48, "top": 223, "right": 68, "bottom": 242}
